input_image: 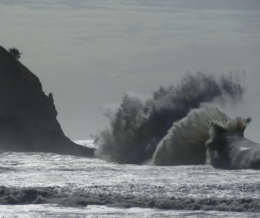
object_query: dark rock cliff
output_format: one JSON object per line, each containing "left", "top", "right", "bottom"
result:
{"left": 0, "top": 46, "right": 94, "bottom": 157}
{"left": 0, "top": 46, "right": 61, "bottom": 132}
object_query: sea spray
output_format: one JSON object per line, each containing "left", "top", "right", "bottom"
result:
{"left": 152, "top": 104, "right": 250, "bottom": 166}
{"left": 95, "top": 72, "right": 244, "bottom": 164}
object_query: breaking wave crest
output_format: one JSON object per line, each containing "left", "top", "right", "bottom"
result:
{"left": 94, "top": 72, "right": 244, "bottom": 164}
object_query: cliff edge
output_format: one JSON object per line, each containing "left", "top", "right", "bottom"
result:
{"left": 0, "top": 46, "right": 94, "bottom": 157}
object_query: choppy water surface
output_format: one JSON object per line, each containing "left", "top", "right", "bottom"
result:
{"left": 0, "top": 149, "right": 260, "bottom": 217}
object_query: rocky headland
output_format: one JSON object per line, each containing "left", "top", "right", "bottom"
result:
{"left": 0, "top": 46, "right": 94, "bottom": 157}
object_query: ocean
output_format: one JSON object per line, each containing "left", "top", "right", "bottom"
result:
{"left": 1, "top": 73, "right": 260, "bottom": 217}
{"left": 0, "top": 140, "right": 260, "bottom": 217}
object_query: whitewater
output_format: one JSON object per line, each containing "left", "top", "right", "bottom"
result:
{"left": 0, "top": 140, "right": 260, "bottom": 217}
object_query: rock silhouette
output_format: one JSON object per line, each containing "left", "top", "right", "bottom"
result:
{"left": 0, "top": 46, "right": 93, "bottom": 157}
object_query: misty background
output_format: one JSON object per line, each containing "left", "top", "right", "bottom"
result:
{"left": 1, "top": 0, "right": 260, "bottom": 140}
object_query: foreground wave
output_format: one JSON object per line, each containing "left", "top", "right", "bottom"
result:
{"left": 1, "top": 152, "right": 260, "bottom": 215}
{"left": 1, "top": 205, "right": 259, "bottom": 218}
{"left": 1, "top": 185, "right": 260, "bottom": 212}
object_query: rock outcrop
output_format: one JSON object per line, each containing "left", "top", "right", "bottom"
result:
{"left": 0, "top": 46, "right": 61, "bottom": 131}
{"left": 0, "top": 46, "right": 94, "bottom": 156}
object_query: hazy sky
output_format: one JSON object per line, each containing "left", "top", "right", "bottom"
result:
{"left": 1, "top": 0, "right": 260, "bottom": 139}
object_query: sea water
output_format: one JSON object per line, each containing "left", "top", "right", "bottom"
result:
{"left": 0, "top": 140, "right": 260, "bottom": 217}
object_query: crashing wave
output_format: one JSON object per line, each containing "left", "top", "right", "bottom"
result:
{"left": 95, "top": 72, "right": 244, "bottom": 165}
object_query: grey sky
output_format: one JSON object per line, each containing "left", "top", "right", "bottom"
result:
{"left": 1, "top": 0, "right": 260, "bottom": 140}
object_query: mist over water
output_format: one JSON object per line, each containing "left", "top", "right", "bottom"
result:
{"left": 94, "top": 72, "right": 245, "bottom": 164}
